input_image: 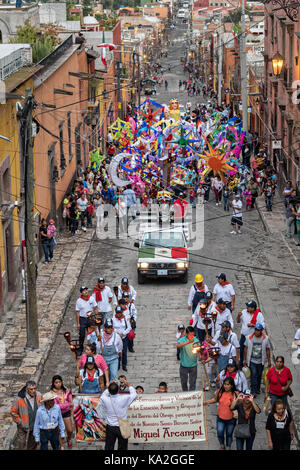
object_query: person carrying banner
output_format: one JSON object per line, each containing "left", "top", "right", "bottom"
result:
{"left": 99, "top": 379, "right": 137, "bottom": 450}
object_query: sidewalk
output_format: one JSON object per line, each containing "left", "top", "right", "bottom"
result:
{"left": 0, "top": 228, "right": 95, "bottom": 449}
{"left": 252, "top": 192, "right": 300, "bottom": 448}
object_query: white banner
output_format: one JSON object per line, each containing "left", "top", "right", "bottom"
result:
{"left": 127, "top": 391, "right": 206, "bottom": 443}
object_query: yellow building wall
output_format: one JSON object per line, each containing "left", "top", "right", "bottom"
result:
{"left": 0, "top": 78, "right": 34, "bottom": 276}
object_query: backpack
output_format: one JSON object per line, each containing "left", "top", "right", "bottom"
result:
{"left": 192, "top": 285, "right": 206, "bottom": 313}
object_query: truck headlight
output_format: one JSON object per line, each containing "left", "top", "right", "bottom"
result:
{"left": 140, "top": 262, "right": 149, "bottom": 269}
{"left": 176, "top": 262, "right": 185, "bottom": 269}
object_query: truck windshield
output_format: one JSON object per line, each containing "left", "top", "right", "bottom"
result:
{"left": 142, "top": 232, "right": 185, "bottom": 248}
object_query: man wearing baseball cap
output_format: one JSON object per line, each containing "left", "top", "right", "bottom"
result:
{"left": 75, "top": 286, "right": 98, "bottom": 355}
{"left": 33, "top": 391, "right": 65, "bottom": 450}
{"left": 244, "top": 323, "right": 271, "bottom": 396}
{"left": 116, "top": 277, "right": 136, "bottom": 304}
{"left": 212, "top": 273, "right": 235, "bottom": 312}
{"left": 97, "top": 319, "right": 123, "bottom": 381}
{"left": 237, "top": 300, "right": 265, "bottom": 366}
{"left": 92, "top": 278, "right": 113, "bottom": 325}
{"left": 192, "top": 298, "right": 212, "bottom": 342}
{"left": 211, "top": 298, "right": 234, "bottom": 333}
{"left": 112, "top": 306, "right": 132, "bottom": 372}
{"left": 212, "top": 320, "right": 240, "bottom": 367}
{"left": 188, "top": 274, "right": 209, "bottom": 313}
{"left": 230, "top": 192, "right": 243, "bottom": 234}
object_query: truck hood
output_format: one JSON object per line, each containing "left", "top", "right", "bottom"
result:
{"left": 138, "top": 246, "right": 188, "bottom": 262}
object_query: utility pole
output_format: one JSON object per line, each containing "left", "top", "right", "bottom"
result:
{"left": 240, "top": 0, "right": 248, "bottom": 134}
{"left": 132, "top": 52, "right": 136, "bottom": 108}
{"left": 137, "top": 54, "right": 141, "bottom": 107}
{"left": 116, "top": 60, "right": 122, "bottom": 118}
{"left": 217, "top": 24, "right": 223, "bottom": 107}
{"left": 23, "top": 88, "right": 39, "bottom": 349}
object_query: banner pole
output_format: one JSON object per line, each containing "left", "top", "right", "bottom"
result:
{"left": 202, "top": 376, "right": 209, "bottom": 450}
{"left": 202, "top": 362, "right": 211, "bottom": 391}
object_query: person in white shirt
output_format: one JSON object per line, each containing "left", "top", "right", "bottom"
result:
{"left": 211, "top": 175, "right": 224, "bottom": 206}
{"left": 205, "top": 332, "right": 237, "bottom": 375}
{"left": 212, "top": 273, "right": 235, "bottom": 312}
{"left": 210, "top": 298, "right": 234, "bottom": 333}
{"left": 212, "top": 320, "right": 240, "bottom": 366}
{"left": 236, "top": 300, "right": 265, "bottom": 365}
{"left": 230, "top": 193, "right": 243, "bottom": 234}
{"left": 76, "top": 193, "right": 88, "bottom": 232}
{"left": 98, "top": 379, "right": 137, "bottom": 450}
{"left": 92, "top": 277, "right": 113, "bottom": 324}
{"left": 76, "top": 286, "right": 98, "bottom": 354}
{"left": 192, "top": 298, "right": 212, "bottom": 342}
{"left": 115, "top": 277, "right": 136, "bottom": 304}
{"left": 219, "top": 359, "right": 248, "bottom": 392}
{"left": 294, "top": 328, "right": 300, "bottom": 359}
{"left": 112, "top": 306, "right": 132, "bottom": 372}
{"left": 121, "top": 293, "right": 137, "bottom": 353}
{"left": 97, "top": 319, "right": 123, "bottom": 381}
{"left": 188, "top": 274, "right": 209, "bottom": 313}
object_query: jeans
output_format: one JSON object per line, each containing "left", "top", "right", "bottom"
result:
{"left": 250, "top": 361, "right": 264, "bottom": 394}
{"left": 216, "top": 416, "right": 236, "bottom": 448}
{"left": 179, "top": 364, "right": 197, "bottom": 392}
{"left": 105, "top": 425, "right": 128, "bottom": 450}
{"left": 122, "top": 336, "right": 129, "bottom": 368}
{"left": 79, "top": 316, "right": 90, "bottom": 353}
{"left": 239, "top": 334, "right": 246, "bottom": 365}
{"left": 223, "top": 196, "right": 229, "bottom": 211}
{"left": 286, "top": 216, "right": 295, "bottom": 238}
{"left": 265, "top": 195, "right": 272, "bottom": 210}
{"left": 39, "top": 428, "right": 60, "bottom": 450}
{"left": 105, "top": 357, "right": 119, "bottom": 381}
{"left": 87, "top": 212, "right": 92, "bottom": 227}
{"left": 48, "top": 238, "right": 54, "bottom": 259}
{"left": 70, "top": 218, "right": 78, "bottom": 235}
{"left": 213, "top": 189, "right": 222, "bottom": 203}
{"left": 42, "top": 241, "right": 49, "bottom": 262}
{"left": 269, "top": 392, "right": 288, "bottom": 406}
{"left": 80, "top": 209, "right": 88, "bottom": 228}
{"left": 236, "top": 434, "right": 256, "bottom": 450}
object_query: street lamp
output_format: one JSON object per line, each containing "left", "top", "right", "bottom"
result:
{"left": 272, "top": 52, "right": 284, "bottom": 77}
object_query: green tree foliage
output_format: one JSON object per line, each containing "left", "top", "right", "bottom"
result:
{"left": 82, "top": 0, "right": 93, "bottom": 16}
{"left": 10, "top": 20, "right": 59, "bottom": 64}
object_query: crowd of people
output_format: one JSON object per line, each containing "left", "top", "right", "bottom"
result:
{"left": 175, "top": 272, "right": 295, "bottom": 450}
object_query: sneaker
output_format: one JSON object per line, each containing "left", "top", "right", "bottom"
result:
{"left": 237, "top": 229, "right": 241, "bottom": 234}
{"left": 67, "top": 440, "right": 73, "bottom": 449}
{"left": 230, "top": 230, "right": 237, "bottom": 234}
{"left": 205, "top": 386, "right": 210, "bottom": 391}
{"left": 216, "top": 203, "right": 218, "bottom": 206}
{"left": 82, "top": 227, "right": 86, "bottom": 232}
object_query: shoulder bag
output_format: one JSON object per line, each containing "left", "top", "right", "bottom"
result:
{"left": 109, "top": 397, "right": 131, "bottom": 439}
{"left": 272, "top": 367, "right": 293, "bottom": 397}
{"left": 234, "top": 404, "right": 251, "bottom": 439}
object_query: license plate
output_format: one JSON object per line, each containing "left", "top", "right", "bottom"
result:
{"left": 157, "top": 269, "right": 168, "bottom": 276}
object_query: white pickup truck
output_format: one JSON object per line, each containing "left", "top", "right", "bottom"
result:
{"left": 135, "top": 228, "right": 189, "bottom": 284}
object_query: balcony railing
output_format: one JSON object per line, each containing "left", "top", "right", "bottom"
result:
{"left": 0, "top": 49, "right": 22, "bottom": 81}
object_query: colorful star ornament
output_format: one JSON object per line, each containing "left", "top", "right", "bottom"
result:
{"left": 108, "top": 118, "right": 134, "bottom": 145}
{"left": 198, "top": 141, "right": 235, "bottom": 181}
{"left": 134, "top": 98, "right": 164, "bottom": 126}
{"left": 89, "top": 149, "right": 106, "bottom": 170}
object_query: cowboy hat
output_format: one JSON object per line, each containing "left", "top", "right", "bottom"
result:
{"left": 41, "top": 391, "right": 57, "bottom": 402}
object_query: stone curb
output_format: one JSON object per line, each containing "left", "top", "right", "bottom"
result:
{"left": 249, "top": 269, "right": 300, "bottom": 450}
{"left": 2, "top": 230, "right": 95, "bottom": 450}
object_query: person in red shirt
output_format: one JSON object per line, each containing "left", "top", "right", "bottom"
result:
{"left": 174, "top": 192, "right": 188, "bottom": 221}
{"left": 265, "top": 356, "right": 293, "bottom": 406}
